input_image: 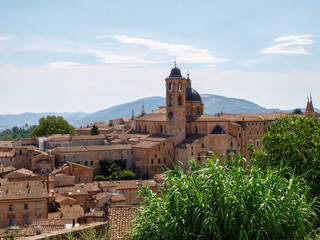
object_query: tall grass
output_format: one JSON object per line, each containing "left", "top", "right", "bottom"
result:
{"left": 128, "top": 155, "right": 318, "bottom": 240}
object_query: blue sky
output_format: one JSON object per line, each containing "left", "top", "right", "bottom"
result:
{"left": 0, "top": 0, "right": 319, "bottom": 114}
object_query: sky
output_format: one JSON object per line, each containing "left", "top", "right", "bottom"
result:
{"left": 0, "top": 0, "right": 319, "bottom": 114}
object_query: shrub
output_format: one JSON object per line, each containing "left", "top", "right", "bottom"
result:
{"left": 128, "top": 155, "right": 317, "bottom": 240}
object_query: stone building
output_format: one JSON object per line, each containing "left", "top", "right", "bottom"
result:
{"left": 131, "top": 65, "right": 293, "bottom": 173}
{"left": 0, "top": 180, "right": 49, "bottom": 228}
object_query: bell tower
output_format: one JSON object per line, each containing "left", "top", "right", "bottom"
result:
{"left": 166, "top": 63, "right": 186, "bottom": 145}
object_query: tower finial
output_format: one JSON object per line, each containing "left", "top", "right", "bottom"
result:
{"left": 174, "top": 59, "right": 177, "bottom": 68}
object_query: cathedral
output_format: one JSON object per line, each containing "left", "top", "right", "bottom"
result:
{"left": 131, "top": 64, "right": 296, "bottom": 176}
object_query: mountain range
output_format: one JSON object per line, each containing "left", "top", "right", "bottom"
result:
{"left": 0, "top": 94, "right": 316, "bottom": 130}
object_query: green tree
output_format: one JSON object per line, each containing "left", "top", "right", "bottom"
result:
{"left": 99, "top": 159, "right": 126, "bottom": 178}
{"left": 251, "top": 116, "right": 320, "bottom": 195}
{"left": 29, "top": 115, "right": 75, "bottom": 137}
{"left": 90, "top": 124, "right": 100, "bottom": 135}
{"left": 292, "top": 108, "right": 303, "bottom": 114}
{"left": 118, "top": 169, "right": 137, "bottom": 180}
{"left": 0, "top": 125, "right": 36, "bottom": 141}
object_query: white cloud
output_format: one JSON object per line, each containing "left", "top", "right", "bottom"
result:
{"left": 110, "top": 35, "right": 228, "bottom": 64}
{"left": 47, "top": 62, "right": 80, "bottom": 69}
{"left": 89, "top": 50, "right": 160, "bottom": 64}
{"left": 0, "top": 34, "right": 12, "bottom": 41}
{"left": 260, "top": 35, "right": 314, "bottom": 55}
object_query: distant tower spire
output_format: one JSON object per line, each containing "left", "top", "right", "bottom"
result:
{"left": 141, "top": 105, "right": 145, "bottom": 115}
{"left": 131, "top": 110, "right": 135, "bottom": 120}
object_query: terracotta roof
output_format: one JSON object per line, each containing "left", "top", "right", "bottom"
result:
{"left": 92, "top": 192, "right": 126, "bottom": 202}
{"left": 60, "top": 204, "right": 84, "bottom": 219}
{"left": 86, "top": 210, "right": 105, "bottom": 217}
{"left": 98, "top": 181, "right": 117, "bottom": 189}
{"left": 15, "top": 145, "right": 39, "bottom": 151}
{"left": 115, "top": 179, "right": 158, "bottom": 190}
{"left": 0, "top": 150, "right": 15, "bottom": 158}
{"left": 109, "top": 206, "right": 137, "bottom": 240}
{"left": 54, "top": 194, "right": 77, "bottom": 204}
{"left": 0, "top": 141, "right": 12, "bottom": 148}
{"left": 5, "top": 168, "right": 37, "bottom": 179}
{"left": 55, "top": 182, "right": 100, "bottom": 196}
{"left": 0, "top": 180, "right": 48, "bottom": 200}
{"left": 0, "top": 166, "right": 16, "bottom": 174}
{"left": 58, "top": 144, "right": 132, "bottom": 153}
{"left": 133, "top": 140, "right": 159, "bottom": 149}
{"left": 86, "top": 145, "right": 132, "bottom": 151}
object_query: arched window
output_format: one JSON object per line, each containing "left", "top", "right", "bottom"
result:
{"left": 178, "top": 82, "right": 182, "bottom": 90}
{"left": 196, "top": 106, "right": 200, "bottom": 115}
{"left": 169, "top": 95, "right": 173, "bottom": 106}
{"left": 178, "top": 95, "right": 182, "bottom": 105}
{"left": 195, "top": 126, "right": 198, "bottom": 134}
{"left": 169, "top": 82, "right": 173, "bottom": 90}
{"left": 160, "top": 125, "right": 163, "bottom": 133}
{"left": 186, "top": 107, "right": 190, "bottom": 116}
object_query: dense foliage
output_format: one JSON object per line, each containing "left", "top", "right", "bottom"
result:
{"left": 128, "top": 156, "right": 317, "bottom": 240}
{"left": 0, "top": 124, "right": 36, "bottom": 141}
{"left": 251, "top": 116, "right": 320, "bottom": 195}
{"left": 95, "top": 159, "right": 137, "bottom": 181}
{"left": 90, "top": 124, "right": 100, "bottom": 135}
{"left": 29, "top": 115, "right": 75, "bottom": 137}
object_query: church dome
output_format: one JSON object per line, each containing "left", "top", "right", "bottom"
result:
{"left": 169, "top": 66, "right": 182, "bottom": 78}
{"left": 186, "top": 87, "right": 202, "bottom": 102}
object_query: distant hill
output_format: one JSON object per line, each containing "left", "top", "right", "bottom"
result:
{"left": 0, "top": 94, "right": 317, "bottom": 130}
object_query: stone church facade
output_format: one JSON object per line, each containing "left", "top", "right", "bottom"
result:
{"left": 132, "top": 65, "right": 293, "bottom": 175}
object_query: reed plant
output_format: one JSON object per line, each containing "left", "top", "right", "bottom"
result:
{"left": 128, "top": 155, "right": 318, "bottom": 240}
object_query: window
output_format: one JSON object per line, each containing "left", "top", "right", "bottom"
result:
{"left": 85, "top": 161, "right": 88, "bottom": 166}
{"left": 63, "top": 156, "right": 66, "bottom": 160}
{"left": 124, "top": 159, "right": 127, "bottom": 163}
{"left": 91, "top": 153, "right": 93, "bottom": 157}
{"left": 160, "top": 125, "right": 163, "bottom": 133}
{"left": 257, "top": 141, "right": 260, "bottom": 147}
{"left": 257, "top": 131, "right": 259, "bottom": 135}
{"left": 78, "top": 177, "right": 80, "bottom": 183}
{"left": 196, "top": 106, "right": 200, "bottom": 115}
{"left": 168, "top": 149, "right": 170, "bottom": 155}
{"left": 191, "top": 152, "right": 193, "bottom": 156}
{"left": 170, "top": 95, "right": 173, "bottom": 106}
{"left": 249, "top": 131, "right": 252, "bottom": 135}
{"left": 151, "top": 159, "right": 154, "bottom": 165}
{"left": 9, "top": 158, "right": 13, "bottom": 162}
{"left": 36, "top": 202, "right": 40, "bottom": 209}
{"left": 86, "top": 177, "right": 89, "bottom": 182}
{"left": 164, "top": 158, "right": 166, "bottom": 164}
{"left": 201, "top": 143, "right": 204, "bottom": 148}
{"left": 197, "top": 154, "right": 201, "bottom": 161}
{"left": 230, "top": 142, "right": 233, "bottom": 147}
{"left": 74, "top": 168, "right": 78, "bottom": 173}
{"left": 9, "top": 217, "right": 14, "bottom": 226}
{"left": 158, "top": 158, "right": 161, "bottom": 164}
{"left": 19, "top": 150, "right": 22, "bottom": 155}
{"left": 9, "top": 204, "right": 13, "bottom": 211}
{"left": 186, "top": 107, "right": 190, "bottom": 116}
{"left": 86, "top": 169, "right": 88, "bottom": 173}
{"left": 83, "top": 153, "right": 85, "bottom": 158}
{"left": 24, "top": 203, "right": 28, "bottom": 210}
{"left": 154, "top": 154, "right": 157, "bottom": 158}
{"left": 91, "top": 161, "right": 93, "bottom": 166}
{"left": 178, "top": 82, "right": 182, "bottom": 90}
{"left": 24, "top": 216, "right": 29, "bottom": 225}
{"left": 239, "top": 134, "right": 241, "bottom": 138}
{"left": 178, "top": 95, "right": 182, "bottom": 105}
{"left": 169, "top": 82, "right": 173, "bottom": 90}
